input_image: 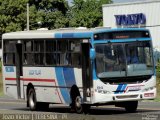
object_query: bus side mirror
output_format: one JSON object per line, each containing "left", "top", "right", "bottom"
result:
{"left": 90, "top": 48, "right": 96, "bottom": 60}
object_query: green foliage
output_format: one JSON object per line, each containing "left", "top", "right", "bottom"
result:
{"left": 68, "top": 0, "right": 112, "bottom": 28}
{"left": 0, "top": 0, "right": 69, "bottom": 33}
{"left": 0, "top": 0, "right": 28, "bottom": 33}
{"left": 28, "top": 0, "right": 69, "bottom": 30}
{"left": 0, "top": 0, "right": 112, "bottom": 33}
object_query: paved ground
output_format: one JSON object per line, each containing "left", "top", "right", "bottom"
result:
{"left": 0, "top": 96, "right": 160, "bottom": 120}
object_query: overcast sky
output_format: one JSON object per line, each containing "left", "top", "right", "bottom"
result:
{"left": 68, "top": 0, "right": 147, "bottom": 4}
{"left": 113, "top": 0, "right": 147, "bottom": 3}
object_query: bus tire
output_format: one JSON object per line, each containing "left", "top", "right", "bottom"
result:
{"left": 74, "top": 96, "right": 83, "bottom": 113}
{"left": 124, "top": 101, "right": 138, "bottom": 113}
{"left": 74, "top": 96, "right": 91, "bottom": 114}
{"left": 28, "top": 88, "right": 37, "bottom": 111}
{"left": 28, "top": 88, "right": 49, "bottom": 111}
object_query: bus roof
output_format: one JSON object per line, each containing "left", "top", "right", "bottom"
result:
{"left": 2, "top": 27, "right": 149, "bottom": 40}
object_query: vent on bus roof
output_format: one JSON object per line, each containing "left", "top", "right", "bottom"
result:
{"left": 76, "top": 27, "right": 87, "bottom": 29}
{"left": 37, "top": 28, "right": 48, "bottom": 30}
{"left": 94, "top": 27, "right": 111, "bottom": 29}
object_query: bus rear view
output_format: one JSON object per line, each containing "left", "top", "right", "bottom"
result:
{"left": 93, "top": 28, "right": 156, "bottom": 112}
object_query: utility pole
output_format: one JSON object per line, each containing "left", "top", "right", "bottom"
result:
{"left": 27, "top": 3, "right": 29, "bottom": 31}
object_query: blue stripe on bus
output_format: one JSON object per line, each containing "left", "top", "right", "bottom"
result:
{"left": 120, "top": 84, "right": 127, "bottom": 93}
{"left": 62, "top": 33, "right": 74, "bottom": 38}
{"left": 115, "top": 84, "right": 127, "bottom": 94}
{"left": 55, "top": 67, "right": 71, "bottom": 104}
{"left": 54, "top": 32, "right": 92, "bottom": 38}
{"left": 54, "top": 33, "right": 62, "bottom": 38}
{"left": 93, "top": 63, "right": 98, "bottom": 80}
{"left": 63, "top": 68, "right": 76, "bottom": 87}
{"left": 115, "top": 84, "right": 123, "bottom": 94}
{"left": 73, "top": 32, "right": 92, "bottom": 38}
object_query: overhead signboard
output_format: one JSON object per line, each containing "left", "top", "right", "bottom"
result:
{"left": 114, "top": 13, "right": 146, "bottom": 26}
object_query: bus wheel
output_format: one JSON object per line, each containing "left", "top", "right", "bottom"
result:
{"left": 28, "top": 88, "right": 37, "bottom": 111}
{"left": 75, "top": 96, "right": 83, "bottom": 113}
{"left": 124, "top": 101, "right": 138, "bottom": 113}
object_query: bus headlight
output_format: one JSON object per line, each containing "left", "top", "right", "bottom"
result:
{"left": 142, "top": 86, "right": 155, "bottom": 92}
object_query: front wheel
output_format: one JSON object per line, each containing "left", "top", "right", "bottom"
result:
{"left": 124, "top": 101, "right": 138, "bottom": 113}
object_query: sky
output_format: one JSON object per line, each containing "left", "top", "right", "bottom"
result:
{"left": 113, "top": 0, "right": 147, "bottom": 3}
{"left": 67, "top": 0, "right": 147, "bottom": 4}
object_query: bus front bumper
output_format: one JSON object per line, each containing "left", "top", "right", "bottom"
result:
{"left": 92, "top": 87, "right": 157, "bottom": 104}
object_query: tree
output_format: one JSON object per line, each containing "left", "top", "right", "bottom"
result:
{"left": 0, "top": 0, "right": 112, "bottom": 33}
{"left": 0, "top": 0, "right": 69, "bottom": 33}
{"left": 68, "top": 0, "right": 112, "bottom": 28}
{"left": 29, "top": 0, "right": 69, "bottom": 30}
{"left": 0, "top": 0, "right": 28, "bottom": 33}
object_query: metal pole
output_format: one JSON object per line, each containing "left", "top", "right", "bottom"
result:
{"left": 27, "top": 3, "right": 29, "bottom": 31}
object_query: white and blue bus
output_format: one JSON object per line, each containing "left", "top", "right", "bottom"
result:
{"left": 2, "top": 27, "right": 156, "bottom": 113}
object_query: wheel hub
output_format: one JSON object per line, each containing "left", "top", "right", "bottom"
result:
{"left": 75, "top": 96, "right": 82, "bottom": 108}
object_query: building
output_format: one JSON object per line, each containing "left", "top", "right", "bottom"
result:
{"left": 103, "top": 0, "right": 160, "bottom": 64}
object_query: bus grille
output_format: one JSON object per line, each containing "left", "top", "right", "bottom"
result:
{"left": 116, "top": 95, "right": 138, "bottom": 99}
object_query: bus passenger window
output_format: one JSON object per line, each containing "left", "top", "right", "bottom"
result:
{"left": 34, "top": 41, "right": 44, "bottom": 52}
{"left": 34, "top": 40, "right": 44, "bottom": 65}
{"left": 71, "top": 53, "right": 81, "bottom": 66}
{"left": 4, "top": 53, "right": 15, "bottom": 65}
{"left": 24, "top": 53, "right": 34, "bottom": 65}
{"left": 23, "top": 41, "right": 34, "bottom": 65}
{"left": 69, "top": 41, "right": 81, "bottom": 52}
{"left": 46, "top": 53, "right": 56, "bottom": 65}
{"left": 46, "top": 40, "right": 56, "bottom": 52}
{"left": 3, "top": 41, "right": 16, "bottom": 65}
{"left": 25, "top": 41, "right": 33, "bottom": 52}
{"left": 45, "top": 40, "right": 56, "bottom": 65}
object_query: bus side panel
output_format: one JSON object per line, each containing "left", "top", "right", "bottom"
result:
{"left": 23, "top": 67, "right": 64, "bottom": 103}
{"left": 54, "top": 67, "right": 83, "bottom": 104}
{"left": 3, "top": 66, "right": 18, "bottom": 99}
{"left": 23, "top": 67, "right": 83, "bottom": 104}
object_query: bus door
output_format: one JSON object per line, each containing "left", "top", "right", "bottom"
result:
{"left": 81, "top": 42, "right": 92, "bottom": 102}
{"left": 15, "top": 43, "right": 23, "bottom": 99}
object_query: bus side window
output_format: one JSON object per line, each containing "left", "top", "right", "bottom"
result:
{"left": 69, "top": 40, "right": 81, "bottom": 67}
{"left": 45, "top": 40, "right": 56, "bottom": 65}
{"left": 3, "top": 41, "right": 16, "bottom": 65}
{"left": 23, "top": 41, "right": 34, "bottom": 65}
{"left": 57, "top": 40, "right": 70, "bottom": 66}
{"left": 34, "top": 40, "right": 44, "bottom": 65}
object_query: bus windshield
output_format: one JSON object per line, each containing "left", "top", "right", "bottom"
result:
{"left": 95, "top": 41, "right": 154, "bottom": 78}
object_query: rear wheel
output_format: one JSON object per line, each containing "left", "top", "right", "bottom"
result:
{"left": 28, "top": 88, "right": 37, "bottom": 110}
{"left": 28, "top": 88, "right": 49, "bottom": 111}
{"left": 124, "top": 101, "right": 138, "bottom": 113}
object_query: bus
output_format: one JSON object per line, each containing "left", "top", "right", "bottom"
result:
{"left": 2, "top": 28, "right": 156, "bottom": 113}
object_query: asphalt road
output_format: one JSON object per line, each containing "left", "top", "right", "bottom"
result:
{"left": 0, "top": 96, "right": 160, "bottom": 120}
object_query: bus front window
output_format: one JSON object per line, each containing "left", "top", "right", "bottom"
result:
{"left": 95, "top": 44, "right": 126, "bottom": 78}
{"left": 95, "top": 41, "right": 154, "bottom": 79}
{"left": 126, "top": 42, "right": 154, "bottom": 76}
